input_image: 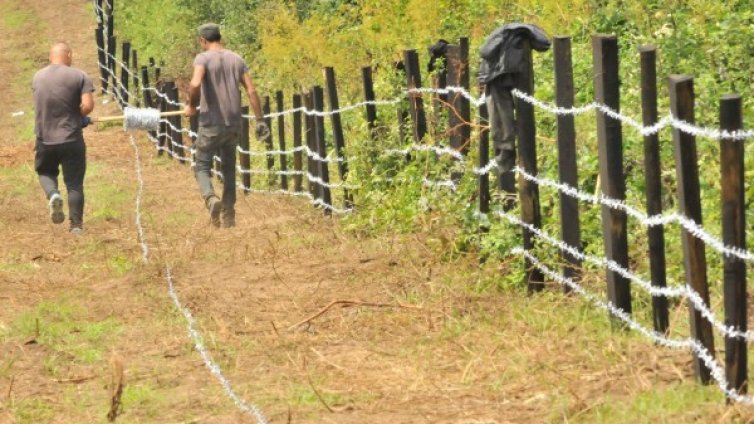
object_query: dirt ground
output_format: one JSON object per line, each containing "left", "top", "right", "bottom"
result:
{"left": 1, "top": 1, "right": 754, "bottom": 423}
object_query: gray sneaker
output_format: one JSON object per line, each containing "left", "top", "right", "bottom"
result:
{"left": 207, "top": 196, "right": 222, "bottom": 228}
{"left": 49, "top": 193, "right": 65, "bottom": 224}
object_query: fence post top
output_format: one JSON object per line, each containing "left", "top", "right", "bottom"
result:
{"left": 721, "top": 93, "right": 742, "bottom": 101}
{"left": 554, "top": 35, "right": 571, "bottom": 41}
{"left": 592, "top": 34, "right": 617, "bottom": 41}
{"left": 669, "top": 74, "right": 694, "bottom": 84}
{"left": 638, "top": 45, "right": 656, "bottom": 53}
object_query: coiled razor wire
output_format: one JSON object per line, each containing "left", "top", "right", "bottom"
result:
{"left": 124, "top": 107, "right": 162, "bottom": 131}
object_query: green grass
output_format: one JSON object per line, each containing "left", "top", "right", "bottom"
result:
{"left": 578, "top": 384, "right": 724, "bottom": 423}
{"left": 0, "top": 0, "right": 47, "bottom": 145}
{"left": 107, "top": 253, "right": 135, "bottom": 277}
{"left": 12, "top": 301, "right": 122, "bottom": 368}
{"left": 121, "top": 383, "right": 164, "bottom": 419}
{"left": 0, "top": 164, "right": 38, "bottom": 198}
{"left": 0, "top": 3, "right": 32, "bottom": 30}
{"left": 12, "top": 398, "right": 55, "bottom": 424}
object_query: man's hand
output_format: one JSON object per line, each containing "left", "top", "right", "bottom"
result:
{"left": 184, "top": 105, "right": 198, "bottom": 117}
{"left": 81, "top": 116, "right": 91, "bottom": 128}
{"left": 255, "top": 121, "right": 270, "bottom": 140}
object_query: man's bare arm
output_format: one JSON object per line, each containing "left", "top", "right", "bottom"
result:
{"left": 241, "top": 72, "right": 263, "bottom": 121}
{"left": 184, "top": 65, "right": 205, "bottom": 116}
{"left": 80, "top": 92, "right": 94, "bottom": 116}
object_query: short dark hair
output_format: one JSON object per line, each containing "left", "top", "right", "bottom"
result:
{"left": 198, "top": 23, "right": 221, "bottom": 42}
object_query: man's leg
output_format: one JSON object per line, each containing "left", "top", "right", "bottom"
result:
{"left": 34, "top": 142, "right": 65, "bottom": 224}
{"left": 219, "top": 132, "right": 238, "bottom": 228}
{"left": 61, "top": 141, "right": 86, "bottom": 230}
{"left": 194, "top": 127, "right": 222, "bottom": 226}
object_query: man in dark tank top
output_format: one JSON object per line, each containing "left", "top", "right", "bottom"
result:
{"left": 184, "top": 23, "right": 267, "bottom": 228}
{"left": 32, "top": 42, "right": 95, "bottom": 234}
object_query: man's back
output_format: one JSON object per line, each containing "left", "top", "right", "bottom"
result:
{"left": 32, "top": 64, "right": 92, "bottom": 145}
{"left": 194, "top": 49, "right": 247, "bottom": 129}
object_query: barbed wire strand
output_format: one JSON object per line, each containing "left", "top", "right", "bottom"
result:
{"left": 498, "top": 210, "right": 754, "bottom": 341}
{"left": 513, "top": 247, "right": 753, "bottom": 405}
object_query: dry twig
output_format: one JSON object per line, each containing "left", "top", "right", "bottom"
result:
{"left": 288, "top": 299, "right": 423, "bottom": 330}
{"left": 107, "top": 356, "right": 125, "bottom": 422}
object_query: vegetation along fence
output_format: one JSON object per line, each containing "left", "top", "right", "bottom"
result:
{"left": 92, "top": 0, "right": 754, "bottom": 412}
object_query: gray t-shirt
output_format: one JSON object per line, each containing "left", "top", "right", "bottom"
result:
{"left": 32, "top": 64, "right": 94, "bottom": 145}
{"left": 193, "top": 49, "right": 248, "bottom": 129}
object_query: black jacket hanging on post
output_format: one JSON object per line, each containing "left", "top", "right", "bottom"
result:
{"left": 478, "top": 23, "right": 551, "bottom": 84}
{"left": 478, "top": 23, "right": 550, "bottom": 190}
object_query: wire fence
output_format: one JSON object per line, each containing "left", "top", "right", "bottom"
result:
{"left": 91, "top": 1, "right": 754, "bottom": 414}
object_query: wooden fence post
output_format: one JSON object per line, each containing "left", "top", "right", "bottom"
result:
{"left": 262, "top": 96, "right": 275, "bottom": 186}
{"left": 515, "top": 39, "right": 544, "bottom": 292}
{"left": 276, "top": 90, "right": 289, "bottom": 191}
{"left": 157, "top": 82, "right": 168, "bottom": 157}
{"left": 445, "top": 37, "right": 471, "bottom": 155}
{"left": 720, "top": 94, "right": 747, "bottom": 395}
{"left": 240, "top": 106, "right": 251, "bottom": 193}
{"left": 592, "top": 34, "right": 631, "bottom": 317}
{"left": 669, "top": 75, "right": 715, "bottom": 384}
{"left": 403, "top": 49, "right": 427, "bottom": 142}
{"left": 478, "top": 83, "right": 490, "bottom": 227}
{"left": 105, "top": 0, "right": 114, "bottom": 40}
{"left": 165, "top": 81, "right": 185, "bottom": 163}
{"left": 361, "top": 66, "right": 378, "bottom": 140}
{"left": 304, "top": 91, "right": 319, "bottom": 199}
{"left": 107, "top": 36, "right": 117, "bottom": 101}
{"left": 140, "top": 66, "right": 157, "bottom": 143}
{"left": 95, "top": 26, "right": 108, "bottom": 95}
{"left": 324, "top": 67, "right": 352, "bottom": 208}
{"left": 95, "top": 0, "right": 104, "bottom": 23}
{"left": 313, "top": 86, "right": 333, "bottom": 214}
{"left": 292, "top": 94, "right": 304, "bottom": 193}
{"left": 131, "top": 49, "right": 140, "bottom": 107}
{"left": 554, "top": 36, "right": 582, "bottom": 293}
{"left": 430, "top": 46, "right": 446, "bottom": 141}
{"left": 120, "top": 42, "right": 131, "bottom": 106}
{"left": 639, "top": 45, "right": 669, "bottom": 333}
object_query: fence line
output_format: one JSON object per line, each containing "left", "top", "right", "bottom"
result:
{"left": 94, "top": 6, "right": 753, "bottom": 408}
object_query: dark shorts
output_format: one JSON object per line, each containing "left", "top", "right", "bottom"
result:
{"left": 35, "top": 140, "right": 86, "bottom": 189}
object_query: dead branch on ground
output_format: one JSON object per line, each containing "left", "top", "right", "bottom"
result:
{"left": 289, "top": 299, "right": 423, "bottom": 330}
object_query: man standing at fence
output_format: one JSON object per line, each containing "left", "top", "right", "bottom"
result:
{"left": 184, "top": 23, "right": 267, "bottom": 228}
{"left": 33, "top": 42, "right": 95, "bottom": 234}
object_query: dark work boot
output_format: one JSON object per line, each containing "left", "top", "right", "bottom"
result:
{"left": 207, "top": 196, "right": 222, "bottom": 228}
{"left": 222, "top": 209, "right": 235, "bottom": 228}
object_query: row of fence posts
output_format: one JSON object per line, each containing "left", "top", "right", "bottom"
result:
{"left": 508, "top": 33, "right": 748, "bottom": 396}
{"left": 92, "top": 4, "right": 748, "bottom": 399}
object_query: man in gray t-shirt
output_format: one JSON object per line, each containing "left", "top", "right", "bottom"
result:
{"left": 32, "top": 42, "right": 95, "bottom": 233}
{"left": 184, "top": 23, "right": 266, "bottom": 228}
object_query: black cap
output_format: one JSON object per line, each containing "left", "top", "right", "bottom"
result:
{"left": 197, "top": 23, "right": 221, "bottom": 42}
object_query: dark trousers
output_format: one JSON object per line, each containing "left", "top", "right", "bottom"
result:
{"left": 35, "top": 140, "right": 86, "bottom": 227}
{"left": 485, "top": 75, "right": 517, "bottom": 193}
{"left": 194, "top": 126, "right": 239, "bottom": 218}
